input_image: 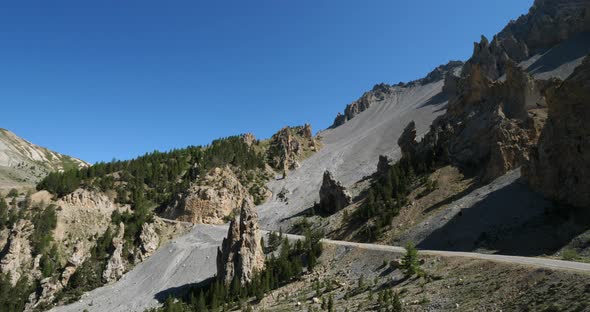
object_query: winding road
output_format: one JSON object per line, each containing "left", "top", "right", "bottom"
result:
{"left": 51, "top": 224, "right": 590, "bottom": 312}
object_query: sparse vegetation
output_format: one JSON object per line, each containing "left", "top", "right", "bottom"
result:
{"left": 401, "top": 242, "right": 421, "bottom": 278}
{"left": 357, "top": 156, "right": 434, "bottom": 240}
{"left": 150, "top": 229, "right": 324, "bottom": 312}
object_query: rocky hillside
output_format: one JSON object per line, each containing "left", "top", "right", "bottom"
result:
{"left": 524, "top": 55, "right": 590, "bottom": 208}
{"left": 12, "top": 1, "right": 590, "bottom": 312}
{"left": 0, "top": 129, "right": 88, "bottom": 191}
{"left": 331, "top": 61, "right": 463, "bottom": 128}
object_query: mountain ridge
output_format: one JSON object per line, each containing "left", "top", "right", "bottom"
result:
{"left": 0, "top": 128, "right": 89, "bottom": 191}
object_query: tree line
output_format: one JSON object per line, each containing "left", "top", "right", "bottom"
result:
{"left": 37, "top": 135, "right": 267, "bottom": 209}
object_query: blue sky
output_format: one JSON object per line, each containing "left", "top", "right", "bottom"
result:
{"left": 0, "top": 1, "right": 533, "bottom": 163}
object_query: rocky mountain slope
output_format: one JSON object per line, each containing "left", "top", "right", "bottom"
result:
{"left": 0, "top": 129, "right": 88, "bottom": 190}
{"left": 12, "top": 0, "right": 590, "bottom": 311}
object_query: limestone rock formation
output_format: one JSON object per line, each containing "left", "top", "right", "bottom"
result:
{"left": 319, "top": 171, "right": 352, "bottom": 214}
{"left": 241, "top": 133, "right": 256, "bottom": 147}
{"left": 137, "top": 222, "right": 159, "bottom": 261}
{"left": 216, "top": 200, "right": 265, "bottom": 286}
{"left": 0, "top": 219, "right": 34, "bottom": 285}
{"left": 267, "top": 125, "right": 316, "bottom": 171}
{"left": 55, "top": 188, "right": 125, "bottom": 256}
{"left": 524, "top": 56, "right": 590, "bottom": 208}
{"left": 398, "top": 121, "right": 417, "bottom": 160}
{"left": 463, "top": 0, "right": 590, "bottom": 81}
{"left": 164, "top": 167, "right": 254, "bottom": 224}
{"left": 27, "top": 242, "right": 89, "bottom": 310}
{"left": 103, "top": 223, "right": 126, "bottom": 284}
{"left": 403, "top": 60, "right": 550, "bottom": 182}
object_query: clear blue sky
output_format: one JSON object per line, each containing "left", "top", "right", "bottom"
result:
{"left": 0, "top": 0, "right": 533, "bottom": 164}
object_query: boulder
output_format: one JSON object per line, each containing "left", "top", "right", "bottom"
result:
{"left": 319, "top": 171, "right": 352, "bottom": 214}
{"left": 216, "top": 200, "right": 265, "bottom": 286}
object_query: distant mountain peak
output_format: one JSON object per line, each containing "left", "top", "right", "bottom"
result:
{"left": 0, "top": 128, "right": 89, "bottom": 190}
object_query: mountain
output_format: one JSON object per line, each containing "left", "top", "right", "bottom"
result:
{"left": 2, "top": 0, "right": 590, "bottom": 311}
{"left": 0, "top": 128, "right": 89, "bottom": 191}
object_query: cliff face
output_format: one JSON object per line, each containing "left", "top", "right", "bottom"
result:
{"left": 216, "top": 200, "right": 265, "bottom": 286}
{"left": 524, "top": 56, "right": 590, "bottom": 208}
{"left": 163, "top": 166, "right": 255, "bottom": 224}
{"left": 319, "top": 171, "right": 352, "bottom": 214}
{"left": 0, "top": 220, "right": 35, "bottom": 286}
{"left": 402, "top": 61, "right": 550, "bottom": 182}
{"left": 267, "top": 124, "right": 317, "bottom": 172}
{"left": 464, "top": 0, "right": 590, "bottom": 80}
{"left": 103, "top": 223, "right": 126, "bottom": 284}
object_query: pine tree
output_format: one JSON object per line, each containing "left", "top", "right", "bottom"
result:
{"left": 401, "top": 242, "right": 420, "bottom": 277}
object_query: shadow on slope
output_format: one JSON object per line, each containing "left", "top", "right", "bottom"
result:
{"left": 417, "top": 177, "right": 590, "bottom": 256}
{"left": 419, "top": 91, "right": 448, "bottom": 108}
{"left": 526, "top": 32, "right": 590, "bottom": 76}
{"left": 154, "top": 277, "right": 216, "bottom": 303}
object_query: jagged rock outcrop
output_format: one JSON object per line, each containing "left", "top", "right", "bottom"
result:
{"left": 164, "top": 167, "right": 254, "bottom": 224}
{"left": 463, "top": 0, "right": 590, "bottom": 80}
{"left": 331, "top": 83, "right": 392, "bottom": 127}
{"left": 216, "top": 200, "right": 265, "bottom": 286}
{"left": 241, "top": 133, "right": 256, "bottom": 147}
{"left": 55, "top": 188, "right": 125, "bottom": 255}
{"left": 398, "top": 121, "right": 417, "bottom": 159}
{"left": 331, "top": 62, "right": 463, "bottom": 128}
{"left": 137, "top": 222, "right": 159, "bottom": 261}
{"left": 524, "top": 55, "right": 590, "bottom": 208}
{"left": 267, "top": 125, "right": 316, "bottom": 171}
{"left": 0, "top": 220, "right": 34, "bottom": 285}
{"left": 26, "top": 242, "right": 89, "bottom": 310}
{"left": 103, "top": 223, "right": 126, "bottom": 284}
{"left": 319, "top": 171, "right": 352, "bottom": 214}
{"left": 403, "top": 61, "right": 550, "bottom": 181}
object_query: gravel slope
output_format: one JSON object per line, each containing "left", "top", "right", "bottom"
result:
{"left": 258, "top": 80, "right": 448, "bottom": 230}
{"left": 49, "top": 225, "right": 227, "bottom": 312}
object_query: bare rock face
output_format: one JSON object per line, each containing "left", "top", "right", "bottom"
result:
{"left": 0, "top": 219, "right": 34, "bottom": 285}
{"left": 27, "top": 242, "right": 89, "bottom": 310}
{"left": 241, "top": 133, "right": 256, "bottom": 147}
{"left": 524, "top": 56, "right": 590, "bottom": 208}
{"left": 137, "top": 222, "right": 159, "bottom": 261}
{"left": 103, "top": 223, "right": 126, "bottom": 284}
{"left": 164, "top": 167, "right": 254, "bottom": 224}
{"left": 55, "top": 188, "right": 125, "bottom": 255}
{"left": 216, "top": 200, "right": 265, "bottom": 286}
{"left": 267, "top": 125, "right": 316, "bottom": 171}
{"left": 398, "top": 121, "right": 418, "bottom": 160}
{"left": 319, "top": 171, "right": 352, "bottom": 214}
{"left": 331, "top": 83, "right": 392, "bottom": 128}
{"left": 463, "top": 0, "right": 590, "bottom": 80}
{"left": 405, "top": 61, "right": 549, "bottom": 181}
